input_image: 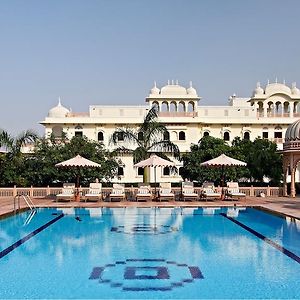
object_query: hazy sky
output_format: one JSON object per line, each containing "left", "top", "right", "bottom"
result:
{"left": 0, "top": 0, "right": 299, "bottom": 136}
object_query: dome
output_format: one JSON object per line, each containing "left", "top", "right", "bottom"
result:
{"left": 285, "top": 119, "right": 300, "bottom": 141}
{"left": 150, "top": 82, "right": 160, "bottom": 95}
{"left": 291, "top": 82, "right": 300, "bottom": 95}
{"left": 48, "top": 99, "right": 70, "bottom": 118}
{"left": 187, "top": 81, "right": 197, "bottom": 95}
{"left": 160, "top": 81, "right": 187, "bottom": 96}
{"left": 265, "top": 82, "right": 291, "bottom": 95}
{"left": 253, "top": 82, "right": 264, "bottom": 96}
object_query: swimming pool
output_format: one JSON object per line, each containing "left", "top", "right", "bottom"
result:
{"left": 0, "top": 207, "right": 300, "bottom": 299}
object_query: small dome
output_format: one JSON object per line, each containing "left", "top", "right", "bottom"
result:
{"left": 150, "top": 82, "right": 160, "bottom": 95}
{"left": 48, "top": 99, "right": 70, "bottom": 118}
{"left": 285, "top": 119, "right": 300, "bottom": 141}
{"left": 291, "top": 82, "right": 300, "bottom": 95}
{"left": 253, "top": 82, "right": 264, "bottom": 96}
{"left": 160, "top": 81, "right": 187, "bottom": 95}
{"left": 265, "top": 82, "right": 291, "bottom": 95}
{"left": 187, "top": 81, "right": 197, "bottom": 95}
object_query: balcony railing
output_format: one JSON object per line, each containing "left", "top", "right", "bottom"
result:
{"left": 158, "top": 112, "right": 198, "bottom": 118}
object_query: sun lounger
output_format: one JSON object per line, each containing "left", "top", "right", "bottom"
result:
{"left": 136, "top": 184, "right": 152, "bottom": 201}
{"left": 109, "top": 184, "right": 126, "bottom": 201}
{"left": 226, "top": 182, "right": 246, "bottom": 200}
{"left": 201, "top": 182, "right": 222, "bottom": 201}
{"left": 182, "top": 181, "right": 198, "bottom": 201}
{"left": 56, "top": 183, "right": 75, "bottom": 202}
{"left": 84, "top": 183, "right": 102, "bottom": 202}
{"left": 159, "top": 182, "right": 175, "bottom": 201}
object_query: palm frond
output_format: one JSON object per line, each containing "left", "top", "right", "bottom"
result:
{"left": 110, "top": 128, "right": 140, "bottom": 146}
{"left": 149, "top": 140, "right": 180, "bottom": 159}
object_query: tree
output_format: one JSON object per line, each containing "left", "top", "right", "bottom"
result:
{"left": 181, "top": 136, "right": 231, "bottom": 184}
{"left": 24, "top": 136, "right": 120, "bottom": 186}
{"left": 0, "top": 130, "right": 37, "bottom": 186}
{"left": 182, "top": 135, "right": 282, "bottom": 186}
{"left": 111, "top": 106, "right": 180, "bottom": 182}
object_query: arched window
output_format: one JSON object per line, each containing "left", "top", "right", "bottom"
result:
{"left": 117, "top": 132, "right": 124, "bottom": 141}
{"left": 98, "top": 132, "right": 104, "bottom": 141}
{"left": 163, "top": 131, "right": 170, "bottom": 141}
{"left": 163, "top": 167, "right": 170, "bottom": 176}
{"left": 203, "top": 131, "right": 209, "bottom": 137}
{"left": 274, "top": 126, "right": 282, "bottom": 139}
{"left": 152, "top": 101, "right": 159, "bottom": 112}
{"left": 179, "top": 167, "right": 184, "bottom": 176}
{"left": 171, "top": 131, "right": 178, "bottom": 140}
{"left": 243, "top": 132, "right": 250, "bottom": 140}
{"left": 179, "top": 131, "right": 186, "bottom": 140}
{"left": 223, "top": 132, "right": 230, "bottom": 141}
{"left": 138, "top": 132, "right": 144, "bottom": 141}
{"left": 137, "top": 167, "right": 144, "bottom": 176}
{"left": 188, "top": 102, "right": 194, "bottom": 112}
{"left": 170, "top": 101, "right": 177, "bottom": 112}
{"left": 178, "top": 102, "right": 185, "bottom": 112}
{"left": 161, "top": 101, "right": 169, "bottom": 112}
{"left": 52, "top": 126, "right": 63, "bottom": 138}
{"left": 118, "top": 167, "right": 124, "bottom": 176}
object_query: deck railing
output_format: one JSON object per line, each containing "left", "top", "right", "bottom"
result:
{"left": 0, "top": 185, "right": 284, "bottom": 198}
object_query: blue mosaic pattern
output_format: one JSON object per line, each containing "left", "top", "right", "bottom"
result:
{"left": 89, "top": 258, "right": 203, "bottom": 292}
{"left": 111, "top": 224, "right": 178, "bottom": 235}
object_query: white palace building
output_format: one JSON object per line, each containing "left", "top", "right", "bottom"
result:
{"left": 41, "top": 80, "right": 300, "bottom": 184}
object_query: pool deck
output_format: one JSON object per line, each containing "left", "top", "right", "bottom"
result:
{"left": 1, "top": 196, "right": 300, "bottom": 219}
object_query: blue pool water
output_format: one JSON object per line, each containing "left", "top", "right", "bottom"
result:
{"left": 0, "top": 207, "right": 300, "bottom": 299}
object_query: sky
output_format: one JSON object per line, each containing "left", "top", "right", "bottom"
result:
{"left": 0, "top": 0, "right": 299, "bottom": 136}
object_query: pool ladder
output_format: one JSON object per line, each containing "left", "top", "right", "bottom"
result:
{"left": 14, "top": 194, "right": 36, "bottom": 213}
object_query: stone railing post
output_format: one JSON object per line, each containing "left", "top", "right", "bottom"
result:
{"left": 267, "top": 185, "right": 270, "bottom": 197}
{"left": 30, "top": 185, "right": 34, "bottom": 197}
{"left": 46, "top": 185, "right": 50, "bottom": 196}
{"left": 250, "top": 185, "right": 254, "bottom": 197}
{"left": 13, "top": 185, "right": 17, "bottom": 197}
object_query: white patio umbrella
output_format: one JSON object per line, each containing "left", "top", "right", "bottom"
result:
{"left": 134, "top": 154, "right": 175, "bottom": 197}
{"left": 55, "top": 155, "right": 101, "bottom": 195}
{"left": 200, "top": 153, "right": 247, "bottom": 188}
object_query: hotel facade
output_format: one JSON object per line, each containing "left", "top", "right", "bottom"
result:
{"left": 41, "top": 80, "right": 300, "bottom": 184}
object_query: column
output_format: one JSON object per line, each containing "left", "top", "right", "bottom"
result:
{"left": 291, "top": 167, "right": 296, "bottom": 198}
{"left": 283, "top": 168, "right": 288, "bottom": 197}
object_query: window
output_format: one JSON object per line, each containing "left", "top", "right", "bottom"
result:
{"left": 243, "top": 132, "right": 250, "bottom": 140}
{"left": 163, "top": 131, "right": 170, "bottom": 141}
{"left": 179, "top": 167, "right": 184, "bottom": 176}
{"left": 138, "top": 167, "right": 144, "bottom": 176}
{"left": 274, "top": 132, "right": 282, "bottom": 138}
{"left": 138, "top": 132, "right": 144, "bottom": 141}
{"left": 118, "top": 132, "right": 124, "bottom": 141}
{"left": 118, "top": 167, "right": 124, "bottom": 176}
{"left": 179, "top": 131, "right": 186, "bottom": 141}
{"left": 262, "top": 131, "right": 268, "bottom": 139}
{"left": 52, "top": 126, "right": 63, "bottom": 138}
{"left": 223, "top": 132, "right": 230, "bottom": 141}
{"left": 75, "top": 131, "right": 83, "bottom": 137}
{"left": 203, "top": 131, "right": 209, "bottom": 137}
{"left": 163, "top": 167, "right": 170, "bottom": 176}
{"left": 98, "top": 132, "right": 104, "bottom": 141}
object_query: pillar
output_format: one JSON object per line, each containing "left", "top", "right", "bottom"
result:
{"left": 291, "top": 167, "right": 296, "bottom": 198}
{"left": 283, "top": 168, "right": 288, "bottom": 197}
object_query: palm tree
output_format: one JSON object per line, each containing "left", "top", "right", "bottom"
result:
{"left": 0, "top": 129, "right": 38, "bottom": 186}
{"left": 0, "top": 129, "right": 37, "bottom": 156}
{"left": 111, "top": 106, "right": 180, "bottom": 182}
